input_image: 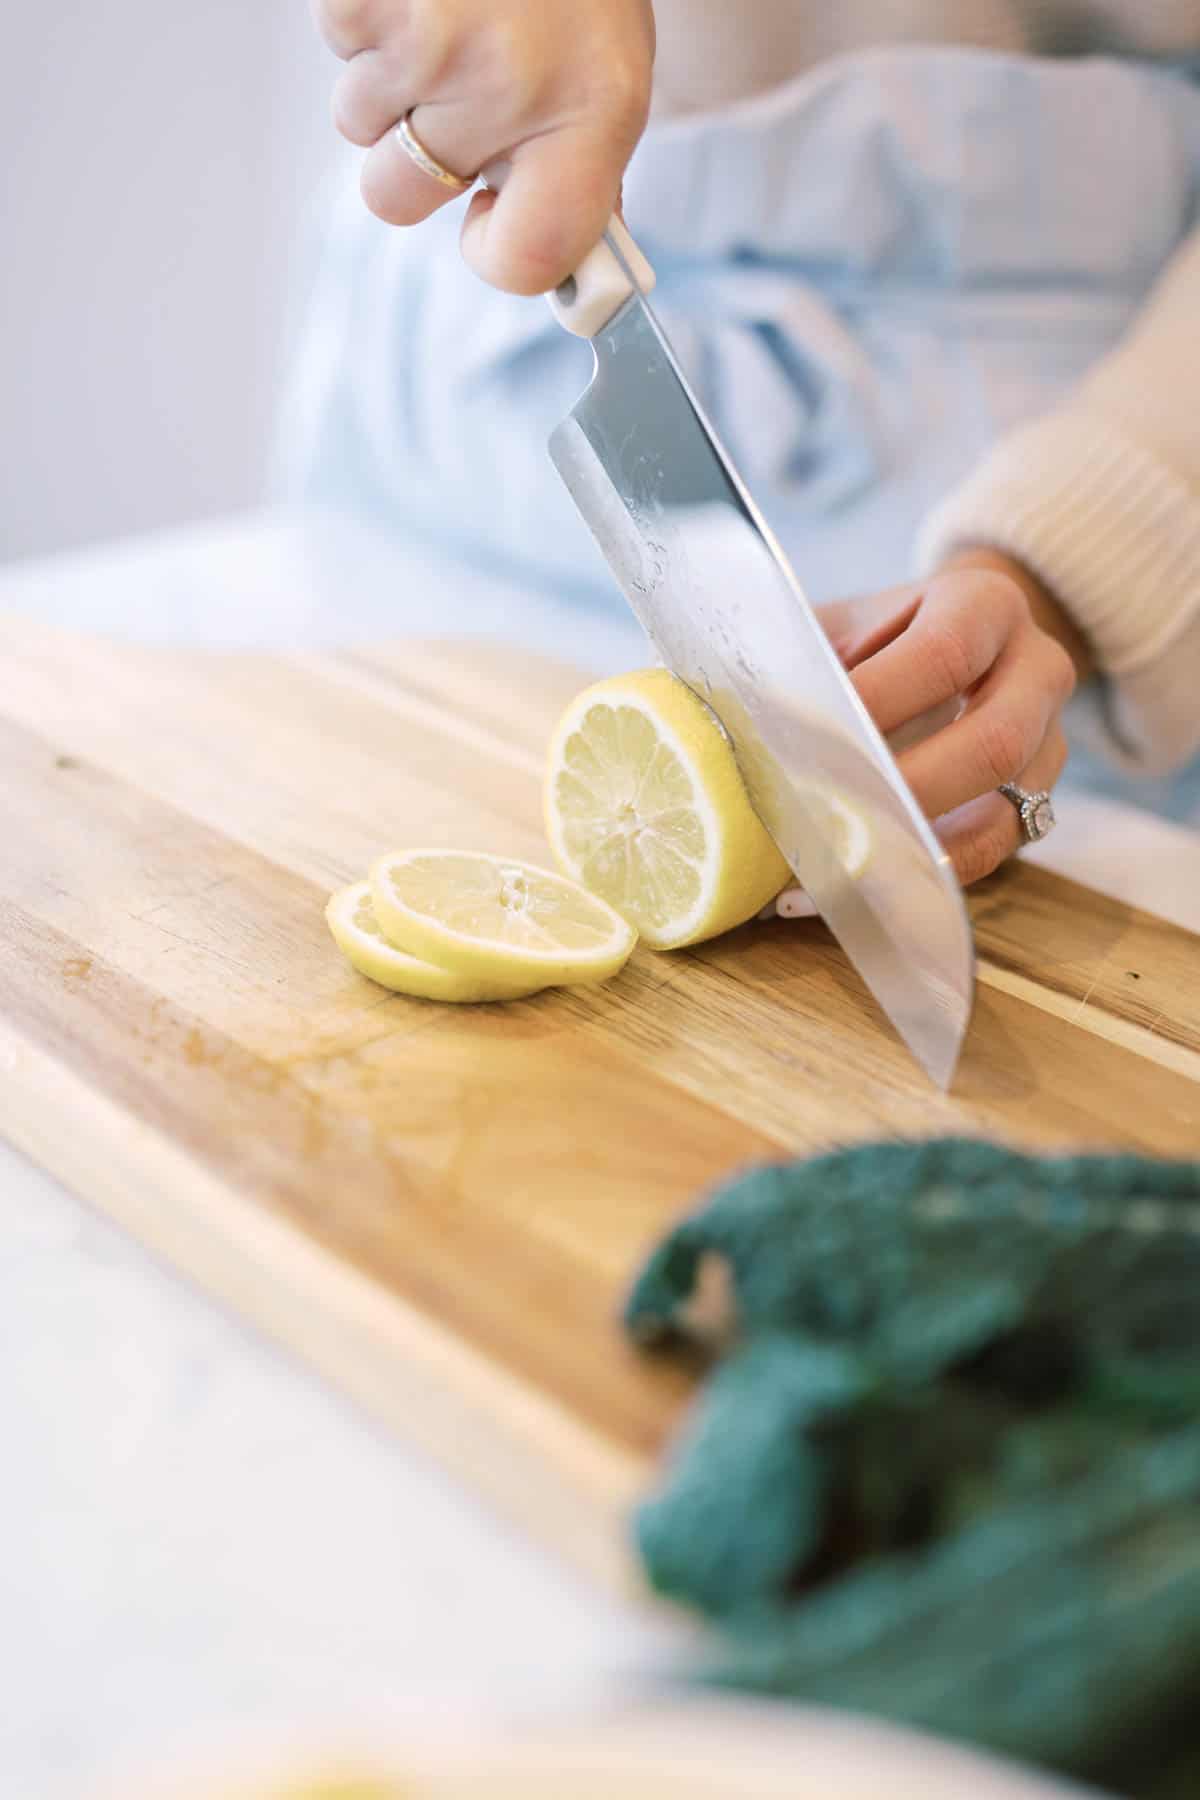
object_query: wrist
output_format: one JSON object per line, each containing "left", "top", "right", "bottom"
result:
{"left": 939, "top": 545, "right": 1094, "bottom": 683}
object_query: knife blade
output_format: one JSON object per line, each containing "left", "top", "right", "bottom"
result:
{"left": 546, "top": 220, "right": 975, "bottom": 1088}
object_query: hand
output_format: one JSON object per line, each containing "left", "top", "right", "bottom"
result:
{"left": 315, "top": 0, "right": 655, "bottom": 295}
{"left": 775, "top": 553, "right": 1086, "bottom": 914}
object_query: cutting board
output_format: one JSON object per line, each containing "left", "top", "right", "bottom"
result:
{"left": 161, "top": 1701, "right": 1075, "bottom": 1800}
{"left": 3, "top": 616, "right": 1199, "bottom": 1586}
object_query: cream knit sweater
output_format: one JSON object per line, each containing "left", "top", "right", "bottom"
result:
{"left": 653, "top": 1, "right": 1200, "bottom": 771}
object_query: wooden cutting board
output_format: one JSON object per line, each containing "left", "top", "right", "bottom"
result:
{"left": 163, "top": 1701, "right": 1074, "bottom": 1800}
{"left": 3, "top": 616, "right": 1199, "bottom": 1587}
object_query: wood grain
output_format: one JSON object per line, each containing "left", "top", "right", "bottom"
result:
{"left": 3, "top": 615, "right": 1199, "bottom": 1582}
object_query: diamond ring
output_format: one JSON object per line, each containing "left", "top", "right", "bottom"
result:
{"left": 998, "top": 782, "right": 1056, "bottom": 844}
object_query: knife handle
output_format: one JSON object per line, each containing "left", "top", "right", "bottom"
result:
{"left": 546, "top": 215, "right": 656, "bottom": 339}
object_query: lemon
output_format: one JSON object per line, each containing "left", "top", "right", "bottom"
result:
{"left": 325, "top": 881, "right": 545, "bottom": 1004}
{"left": 543, "top": 669, "right": 791, "bottom": 950}
{"left": 790, "top": 786, "right": 873, "bottom": 881}
{"left": 369, "top": 851, "right": 636, "bottom": 989}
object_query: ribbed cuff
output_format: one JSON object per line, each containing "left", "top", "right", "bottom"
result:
{"left": 918, "top": 409, "right": 1200, "bottom": 773}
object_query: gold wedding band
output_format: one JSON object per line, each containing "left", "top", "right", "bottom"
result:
{"left": 394, "top": 108, "right": 476, "bottom": 193}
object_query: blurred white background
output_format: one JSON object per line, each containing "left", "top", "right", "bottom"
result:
{"left": 0, "top": 2, "right": 335, "bottom": 563}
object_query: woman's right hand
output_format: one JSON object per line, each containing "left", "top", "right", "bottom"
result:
{"left": 314, "top": 0, "right": 655, "bottom": 296}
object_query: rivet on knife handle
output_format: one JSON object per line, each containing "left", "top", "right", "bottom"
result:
{"left": 547, "top": 215, "right": 657, "bottom": 339}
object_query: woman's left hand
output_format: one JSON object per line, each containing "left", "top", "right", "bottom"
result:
{"left": 773, "top": 550, "right": 1089, "bottom": 914}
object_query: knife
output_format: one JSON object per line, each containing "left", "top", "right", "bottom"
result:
{"left": 545, "top": 219, "right": 975, "bottom": 1089}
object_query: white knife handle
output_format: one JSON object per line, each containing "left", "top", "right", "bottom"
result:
{"left": 546, "top": 214, "right": 656, "bottom": 339}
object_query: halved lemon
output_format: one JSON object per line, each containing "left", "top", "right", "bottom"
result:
{"left": 369, "top": 851, "right": 636, "bottom": 989}
{"left": 544, "top": 669, "right": 791, "bottom": 950}
{"left": 790, "top": 786, "right": 873, "bottom": 881}
{"left": 325, "top": 881, "right": 545, "bottom": 1004}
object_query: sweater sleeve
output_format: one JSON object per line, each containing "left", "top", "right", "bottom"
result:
{"left": 918, "top": 226, "right": 1200, "bottom": 776}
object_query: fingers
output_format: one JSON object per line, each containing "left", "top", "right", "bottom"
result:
{"left": 332, "top": 50, "right": 410, "bottom": 148}
{"left": 938, "top": 723, "right": 1068, "bottom": 887}
{"left": 315, "top": 0, "right": 375, "bottom": 61}
{"left": 771, "top": 561, "right": 1079, "bottom": 914}
{"left": 820, "top": 585, "right": 922, "bottom": 670}
{"left": 319, "top": 0, "right": 653, "bottom": 293}
{"left": 360, "top": 104, "right": 482, "bottom": 229}
{"left": 768, "top": 714, "right": 1068, "bottom": 917}
{"left": 459, "top": 125, "right": 632, "bottom": 294}
{"left": 316, "top": 0, "right": 425, "bottom": 64}
{"left": 895, "top": 623, "right": 1075, "bottom": 820}
{"left": 775, "top": 889, "right": 819, "bottom": 920}
{"left": 849, "top": 568, "right": 1022, "bottom": 736}
{"left": 356, "top": 105, "right": 635, "bottom": 292}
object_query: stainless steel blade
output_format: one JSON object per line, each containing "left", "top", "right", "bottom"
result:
{"left": 549, "top": 290, "right": 975, "bottom": 1088}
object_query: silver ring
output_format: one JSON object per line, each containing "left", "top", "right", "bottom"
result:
{"left": 998, "top": 781, "right": 1057, "bottom": 844}
{"left": 394, "top": 109, "right": 476, "bottom": 193}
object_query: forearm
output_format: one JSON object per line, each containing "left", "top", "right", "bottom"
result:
{"left": 919, "top": 228, "right": 1200, "bottom": 774}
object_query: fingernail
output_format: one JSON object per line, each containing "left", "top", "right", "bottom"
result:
{"left": 777, "top": 890, "right": 819, "bottom": 920}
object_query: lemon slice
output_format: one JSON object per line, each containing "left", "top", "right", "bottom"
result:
{"left": 325, "top": 881, "right": 545, "bottom": 1003}
{"left": 369, "top": 851, "right": 636, "bottom": 988}
{"left": 544, "top": 669, "right": 791, "bottom": 950}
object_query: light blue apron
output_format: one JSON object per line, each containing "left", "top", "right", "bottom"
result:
{"left": 283, "top": 47, "right": 1200, "bottom": 819}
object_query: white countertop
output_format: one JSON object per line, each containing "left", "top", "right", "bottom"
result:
{"left": 3, "top": 508, "right": 1196, "bottom": 1799}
